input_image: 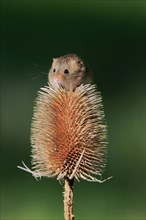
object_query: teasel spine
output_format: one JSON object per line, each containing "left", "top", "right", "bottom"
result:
{"left": 31, "top": 84, "right": 107, "bottom": 182}
{"left": 30, "top": 84, "right": 108, "bottom": 220}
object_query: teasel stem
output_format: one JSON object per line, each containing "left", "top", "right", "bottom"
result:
{"left": 64, "top": 177, "right": 75, "bottom": 220}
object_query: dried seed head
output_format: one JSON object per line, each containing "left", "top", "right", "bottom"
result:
{"left": 31, "top": 84, "right": 107, "bottom": 182}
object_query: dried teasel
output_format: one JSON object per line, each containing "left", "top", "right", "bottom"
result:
{"left": 30, "top": 83, "right": 108, "bottom": 182}
{"left": 17, "top": 82, "right": 111, "bottom": 220}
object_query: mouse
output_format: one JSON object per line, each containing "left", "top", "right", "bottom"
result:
{"left": 48, "top": 54, "right": 92, "bottom": 91}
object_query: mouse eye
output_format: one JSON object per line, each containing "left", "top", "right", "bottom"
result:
{"left": 64, "top": 69, "right": 69, "bottom": 74}
{"left": 53, "top": 68, "right": 56, "bottom": 73}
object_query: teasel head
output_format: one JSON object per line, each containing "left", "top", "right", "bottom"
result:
{"left": 30, "top": 83, "right": 107, "bottom": 182}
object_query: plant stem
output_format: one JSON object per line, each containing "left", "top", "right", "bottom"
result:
{"left": 64, "top": 177, "right": 75, "bottom": 220}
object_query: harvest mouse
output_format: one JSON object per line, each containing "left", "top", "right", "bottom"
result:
{"left": 48, "top": 54, "right": 92, "bottom": 91}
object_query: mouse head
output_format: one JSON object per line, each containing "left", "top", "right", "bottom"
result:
{"left": 48, "top": 54, "right": 92, "bottom": 90}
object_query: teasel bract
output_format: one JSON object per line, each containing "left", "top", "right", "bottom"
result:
{"left": 31, "top": 84, "right": 107, "bottom": 182}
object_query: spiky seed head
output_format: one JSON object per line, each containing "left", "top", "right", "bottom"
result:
{"left": 31, "top": 84, "right": 107, "bottom": 182}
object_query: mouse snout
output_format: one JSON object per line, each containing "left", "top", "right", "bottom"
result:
{"left": 54, "top": 73, "right": 64, "bottom": 82}
{"left": 52, "top": 74, "right": 64, "bottom": 88}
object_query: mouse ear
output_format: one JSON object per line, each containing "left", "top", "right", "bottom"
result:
{"left": 77, "top": 60, "right": 83, "bottom": 64}
{"left": 53, "top": 58, "right": 56, "bottom": 62}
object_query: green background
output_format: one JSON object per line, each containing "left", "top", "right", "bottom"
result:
{"left": 1, "top": 1, "right": 145, "bottom": 220}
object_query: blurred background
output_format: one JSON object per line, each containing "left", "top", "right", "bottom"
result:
{"left": 0, "top": 1, "right": 145, "bottom": 220}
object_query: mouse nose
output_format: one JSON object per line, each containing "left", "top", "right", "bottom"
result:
{"left": 55, "top": 74, "right": 63, "bottom": 81}
{"left": 53, "top": 74, "right": 63, "bottom": 88}
{"left": 54, "top": 72, "right": 63, "bottom": 80}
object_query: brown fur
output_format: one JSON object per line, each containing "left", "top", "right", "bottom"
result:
{"left": 49, "top": 54, "right": 92, "bottom": 91}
